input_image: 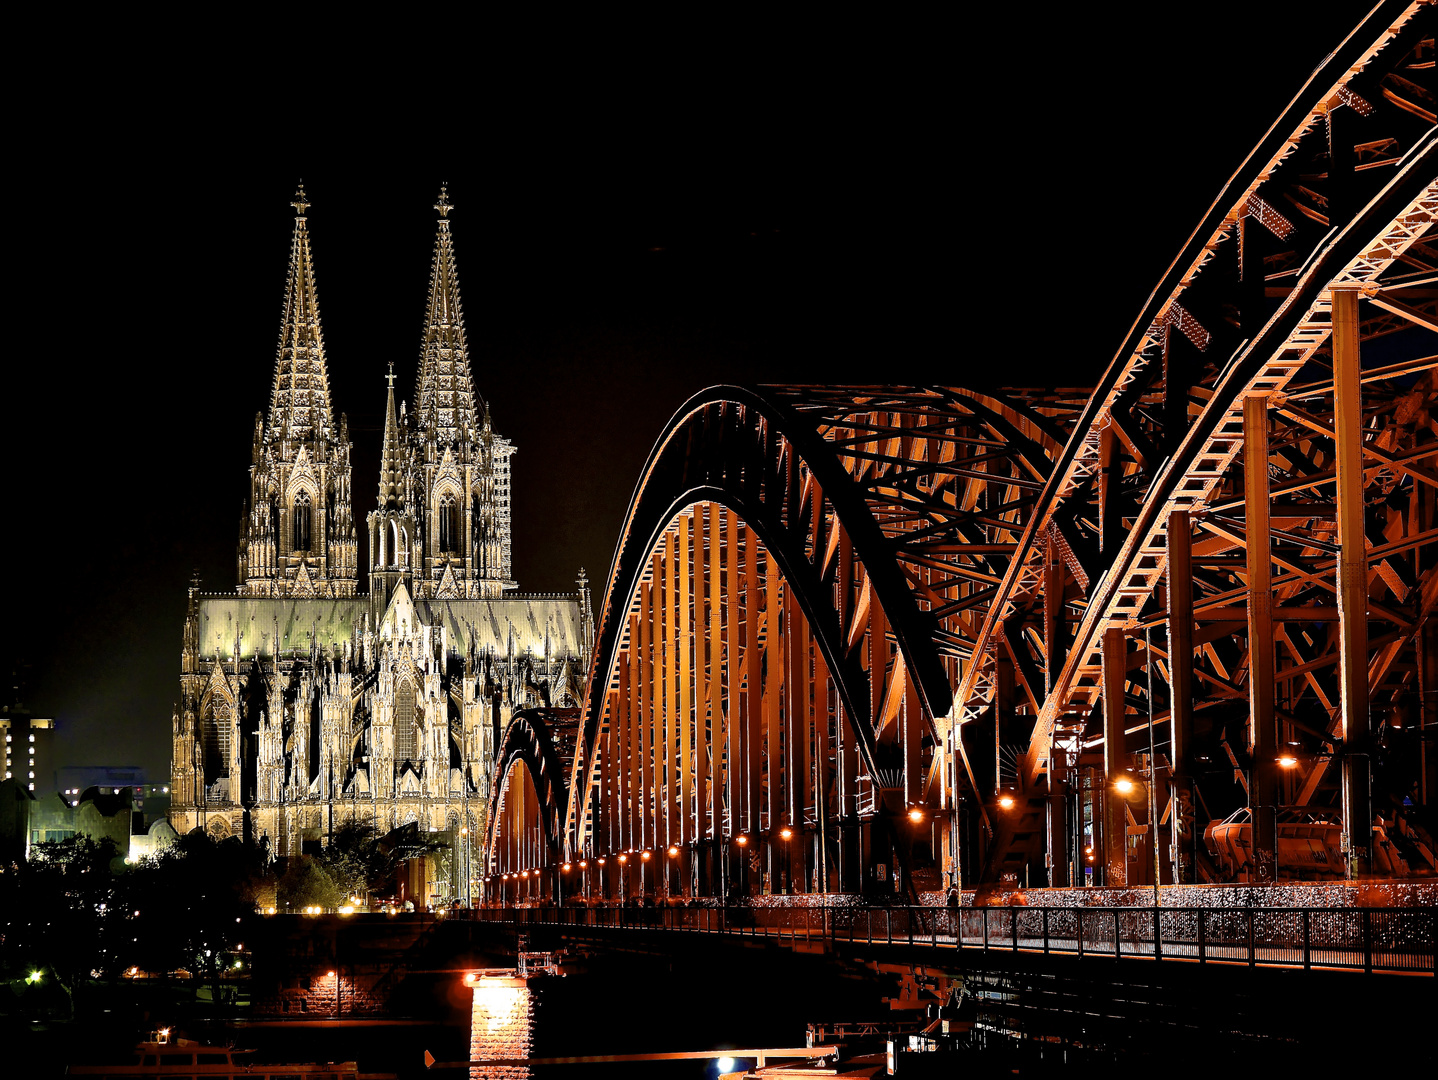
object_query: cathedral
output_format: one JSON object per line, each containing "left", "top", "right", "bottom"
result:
{"left": 169, "top": 186, "right": 592, "bottom": 885}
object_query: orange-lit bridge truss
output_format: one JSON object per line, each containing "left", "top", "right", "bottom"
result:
{"left": 483, "top": 2, "right": 1436, "bottom": 902}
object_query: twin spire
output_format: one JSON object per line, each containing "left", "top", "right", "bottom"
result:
{"left": 265, "top": 182, "right": 479, "bottom": 459}
{"left": 268, "top": 181, "right": 334, "bottom": 443}
{"left": 413, "top": 181, "right": 479, "bottom": 448}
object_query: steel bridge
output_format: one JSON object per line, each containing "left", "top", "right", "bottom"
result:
{"left": 484, "top": 2, "right": 1437, "bottom": 909}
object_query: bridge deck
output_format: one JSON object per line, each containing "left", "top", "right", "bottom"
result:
{"left": 463, "top": 904, "right": 1435, "bottom": 976}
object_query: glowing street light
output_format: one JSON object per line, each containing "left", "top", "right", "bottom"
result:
{"left": 618, "top": 853, "right": 628, "bottom": 864}
{"left": 735, "top": 834, "right": 749, "bottom": 847}
{"left": 640, "top": 849, "right": 652, "bottom": 862}
{"left": 908, "top": 807, "right": 925, "bottom": 823}
{"left": 668, "top": 845, "right": 680, "bottom": 857}
{"left": 1278, "top": 754, "right": 1299, "bottom": 768}
{"left": 1114, "top": 776, "right": 1135, "bottom": 795}
{"left": 778, "top": 827, "right": 793, "bottom": 841}
{"left": 997, "top": 794, "right": 1015, "bottom": 810}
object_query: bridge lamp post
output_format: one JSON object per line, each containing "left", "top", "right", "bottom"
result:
{"left": 735, "top": 834, "right": 750, "bottom": 900}
{"left": 667, "top": 845, "right": 680, "bottom": 899}
{"left": 905, "top": 808, "right": 927, "bottom": 898}
{"left": 618, "top": 852, "right": 629, "bottom": 900}
{"left": 778, "top": 827, "right": 794, "bottom": 894}
{"left": 1112, "top": 774, "right": 1142, "bottom": 887}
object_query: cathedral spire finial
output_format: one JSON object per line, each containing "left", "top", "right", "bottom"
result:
{"left": 387, "top": 361, "right": 395, "bottom": 389}
{"left": 291, "top": 180, "right": 310, "bottom": 216}
{"left": 434, "top": 183, "right": 452, "bottom": 219}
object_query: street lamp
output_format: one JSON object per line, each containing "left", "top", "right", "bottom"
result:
{"left": 997, "top": 794, "right": 1015, "bottom": 810}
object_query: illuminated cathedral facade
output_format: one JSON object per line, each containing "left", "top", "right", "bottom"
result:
{"left": 169, "top": 187, "right": 591, "bottom": 881}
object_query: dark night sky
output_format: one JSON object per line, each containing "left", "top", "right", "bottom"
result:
{"left": 5, "top": 6, "right": 1374, "bottom": 780}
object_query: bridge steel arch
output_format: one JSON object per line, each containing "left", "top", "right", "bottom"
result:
{"left": 479, "top": 2, "right": 1436, "bottom": 905}
{"left": 557, "top": 384, "right": 1074, "bottom": 901}
{"left": 963, "top": 2, "right": 1436, "bottom": 887}
{"left": 483, "top": 706, "right": 578, "bottom": 904}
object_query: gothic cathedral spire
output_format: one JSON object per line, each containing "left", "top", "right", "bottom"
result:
{"left": 269, "top": 182, "right": 336, "bottom": 442}
{"left": 239, "top": 184, "right": 358, "bottom": 599}
{"left": 413, "top": 183, "right": 478, "bottom": 450}
{"left": 405, "top": 187, "right": 516, "bottom": 601}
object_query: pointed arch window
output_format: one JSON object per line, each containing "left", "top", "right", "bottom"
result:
{"left": 394, "top": 680, "right": 417, "bottom": 763}
{"left": 202, "top": 700, "right": 231, "bottom": 784}
{"left": 293, "top": 490, "right": 313, "bottom": 552}
{"left": 438, "top": 494, "right": 459, "bottom": 553}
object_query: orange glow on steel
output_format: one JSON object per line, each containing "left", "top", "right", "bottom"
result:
{"left": 779, "top": 827, "right": 793, "bottom": 841}
{"left": 908, "top": 808, "right": 925, "bottom": 822}
{"left": 668, "top": 845, "right": 679, "bottom": 857}
{"left": 736, "top": 835, "right": 749, "bottom": 846}
{"left": 997, "top": 795, "right": 1015, "bottom": 810}
{"left": 1278, "top": 755, "right": 1298, "bottom": 768}
{"left": 1114, "top": 777, "right": 1135, "bottom": 794}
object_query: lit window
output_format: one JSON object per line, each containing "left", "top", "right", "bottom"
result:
{"left": 29, "top": 734, "right": 35, "bottom": 742}
{"left": 4, "top": 772, "right": 10, "bottom": 779}
{"left": 293, "top": 490, "right": 313, "bottom": 551}
{"left": 29, "top": 772, "right": 34, "bottom": 779}
{"left": 28, "top": 783, "right": 33, "bottom": 790}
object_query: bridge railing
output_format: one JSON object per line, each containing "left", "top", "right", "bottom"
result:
{"left": 463, "top": 903, "right": 1434, "bottom": 975}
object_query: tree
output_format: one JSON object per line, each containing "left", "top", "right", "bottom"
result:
{"left": 276, "top": 856, "right": 343, "bottom": 911}
{"left": 317, "top": 820, "right": 448, "bottom": 902}
{"left": 0, "top": 836, "right": 123, "bottom": 1015}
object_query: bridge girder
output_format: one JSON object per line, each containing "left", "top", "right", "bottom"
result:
{"left": 481, "top": 3, "right": 1437, "bottom": 899}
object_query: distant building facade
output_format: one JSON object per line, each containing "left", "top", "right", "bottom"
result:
{"left": 169, "top": 187, "right": 592, "bottom": 875}
{"left": 1, "top": 715, "right": 53, "bottom": 792}
{"left": 0, "top": 780, "right": 175, "bottom": 864}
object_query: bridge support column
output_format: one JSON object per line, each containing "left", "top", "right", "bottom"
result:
{"left": 1102, "top": 627, "right": 1128, "bottom": 887}
{"left": 1046, "top": 753, "right": 1069, "bottom": 887}
{"left": 1244, "top": 395, "right": 1278, "bottom": 882}
{"left": 1166, "top": 509, "right": 1197, "bottom": 884}
{"left": 1333, "top": 284, "right": 1371, "bottom": 878}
